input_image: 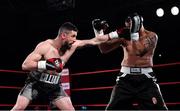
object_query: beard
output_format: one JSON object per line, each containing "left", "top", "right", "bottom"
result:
{"left": 59, "top": 41, "right": 72, "bottom": 55}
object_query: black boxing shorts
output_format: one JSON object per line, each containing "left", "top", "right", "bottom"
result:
{"left": 19, "top": 71, "right": 68, "bottom": 102}
{"left": 106, "top": 67, "right": 168, "bottom": 110}
{"left": 19, "top": 80, "right": 68, "bottom": 102}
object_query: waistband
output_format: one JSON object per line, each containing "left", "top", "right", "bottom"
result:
{"left": 39, "top": 73, "right": 61, "bottom": 84}
{"left": 120, "top": 66, "right": 154, "bottom": 78}
{"left": 121, "top": 66, "right": 153, "bottom": 73}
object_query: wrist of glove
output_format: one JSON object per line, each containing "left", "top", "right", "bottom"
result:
{"left": 108, "top": 31, "right": 119, "bottom": 39}
{"left": 131, "top": 33, "right": 139, "bottom": 41}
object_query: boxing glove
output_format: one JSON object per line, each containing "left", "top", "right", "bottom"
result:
{"left": 92, "top": 19, "right": 109, "bottom": 36}
{"left": 130, "top": 15, "right": 142, "bottom": 41}
{"left": 38, "top": 58, "right": 64, "bottom": 73}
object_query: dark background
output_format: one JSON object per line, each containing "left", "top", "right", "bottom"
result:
{"left": 0, "top": 0, "right": 180, "bottom": 110}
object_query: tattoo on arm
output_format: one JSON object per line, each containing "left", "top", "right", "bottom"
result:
{"left": 144, "top": 35, "right": 157, "bottom": 50}
{"left": 137, "top": 34, "right": 157, "bottom": 57}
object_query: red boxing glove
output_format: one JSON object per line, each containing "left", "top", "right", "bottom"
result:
{"left": 38, "top": 58, "right": 64, "bottom": 73}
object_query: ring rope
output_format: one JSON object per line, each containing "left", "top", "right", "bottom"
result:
{"left": 0, "top": 81, "right": 180, "bottom": 91}
{"left": 0, "top": 62, "right": 179, "bottom": 76}
{"left": 71, "top": 81, "right": 180, "bottom": 91}
{"left": 0, "top": 102, "right": 180, "bottom": 108}
{"left": 74, "top": 102, "right": 180, "bottom": 107}
{"left": 0, "top": 62, "right": 179, "bottom": 109}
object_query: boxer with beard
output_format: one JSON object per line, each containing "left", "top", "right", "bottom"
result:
{"left": 11, "top": 22, "right": 112, "bottom": 110}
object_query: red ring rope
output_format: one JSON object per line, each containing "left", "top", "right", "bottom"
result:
{"left": 0, "top": 61, "right": 179, "bottom": 109}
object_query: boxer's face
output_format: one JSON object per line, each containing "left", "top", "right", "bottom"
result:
{"left": 65, "top": 30, "right": 77, "bottom": 45}
{"left": 62, "top": 30, "right": 77, "bottom": 49}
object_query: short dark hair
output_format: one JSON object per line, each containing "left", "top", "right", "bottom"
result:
{"left": 58, "top": 22, "right": 78, "bottom": 35}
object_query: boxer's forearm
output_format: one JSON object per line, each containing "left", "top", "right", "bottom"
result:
{"left": 85, "top": 35, "right": 110, "bottom": 45}
{"left": 75, "top": 35, "right": 110, "bottom": 48}
{"left": 95, "top": 35, "right": 110, "bottom": 43}
{"left": 60, "top": 46, "right": 76, "bottom": 65}
{"left": 22, "top": 60, "right": 38, "bottom": 71}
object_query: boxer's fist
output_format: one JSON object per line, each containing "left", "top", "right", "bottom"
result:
{"left": 92, "top": 19, "right": 109, "bottom": 31}
{"left": 130, "top": 15, "right": 142, "bottom": 41}
{"left": 38, "top": 58, "right": 63, "bottom": 73}
{"left": 92, "top": 19, "right": 109, "bottom": 36}
{"left": 131, "top": 15, "right": 142, "bottom": 33}
{"left": 129, "top": 13, "right": 143, "bottom": 41}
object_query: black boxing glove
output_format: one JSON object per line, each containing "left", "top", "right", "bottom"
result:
{"left": 92, "top": 19, "right": 109, "bottom": 36}
{"left": 130, "top": 15, "right": 142, "bottom": 41}
{"left": 38, "top": 58, "right": 64, "bottom": 73}
{"left": 108, "top": 27, "right": 130, "bottom": 40}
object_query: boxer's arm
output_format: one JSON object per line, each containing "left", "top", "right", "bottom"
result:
{"left": 98, "top": 38, "right": 125, "bottom": 54}
{"left": 59, "top": 37, "right": 110, "bottom": 63}
{"left": 133, "top": 32, "right": 158, "bottom": 57}
{"left": 60, "top": 44, "right": 77, "bottom": 65}
{"left": 69, "top": 35, "right": 110, "bottom": 48}
{"left": 85, "top": 34, "right": 110, "bottom": 45}
{"left": 91, "top": 19, "right": 127, "bottom": 53}
{"left": 22, "top": 42, "right": 49, "bottom": 71}
{"left": 72, "top": 35, "right": 125, "bottom": 53}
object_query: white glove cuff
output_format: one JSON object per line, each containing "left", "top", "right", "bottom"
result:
{"left": 131, "top": 33, "right": 139, "bottom": 41}
{"left": 108, "top": 31, "right": 119, "bottom": 39}
{"left": 38, "top": 60, "right": 46, "bottom": 70}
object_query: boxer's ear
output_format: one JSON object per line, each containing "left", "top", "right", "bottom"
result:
{"left": 61, "top": 33, "right": 67, "bottom": 40}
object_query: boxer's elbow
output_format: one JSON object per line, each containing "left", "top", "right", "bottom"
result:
{"left": 22, "top": 61, "right": 34, "bottom": 71}
{"left": 22, "top": 65, "right": 26, "bottom": 70}
{"left": 22, "top": 62, "right": 28, "bottom": 70}
{"left": 98, "top": 46, "right": 110, "bottom": 54}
